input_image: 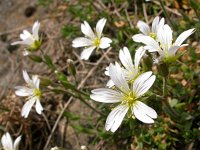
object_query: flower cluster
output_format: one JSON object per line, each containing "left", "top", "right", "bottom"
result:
{"left": 87, "top": 17, "right": 195, "bottom": 132}
{"left": 4, "top": 15, "right": 194, "bottom": 149}
{"left": 133, "top": 17, "right": 195, "bottom": 63}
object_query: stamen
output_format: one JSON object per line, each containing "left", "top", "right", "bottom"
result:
{"left": 93, "top": 38, "right": 100, "bottom": 47}
{"left": 149, "top": 32, "right": 157, "bottom": 40}
{"left": 122, "top": 92, "right": 136, "bottom": 107}
{"left": 33, "top": 89, "right": 42, "bottom": 98}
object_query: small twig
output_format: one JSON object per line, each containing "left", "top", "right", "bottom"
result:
{"left": 158, "top": 0, "right": 176, "bottom": 29}
{"left": 42, "top": 112, "right": 51, "bottom": 131}
{"left": 153, "top": 1, "right": 182, "bottom": 17}
{"left": 142, "top": 2, "right": 149, "bottom": 23}
{"left": 43, "top": 47, "right": 112, "bottom": 150}
{"left": 133, "top": 0, "right": 138, "bottom": 25}
{"left": 125, "top": 9, "right": 134, "bottom": 28}
{"left": 43, "top": 97, "right": 72, "bottom": 150}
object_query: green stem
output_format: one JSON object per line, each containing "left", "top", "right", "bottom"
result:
{"left": 162, "top": 77, "right": 179, "bottom": 117}
{"left": 52, "top": 88, "right": 105, "bottom": 116}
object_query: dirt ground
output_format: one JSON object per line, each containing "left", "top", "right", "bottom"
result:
{"left": 0, "top": 0, "right": 119, "bottom": 149}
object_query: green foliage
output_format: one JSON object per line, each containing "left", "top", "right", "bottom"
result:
{"left": 63, "top": 111, "right": 80, "bottom": 120}
{"left": 61, "top": 25, "right": 79, "bottom": 38}
{"left": 37, "top": 0, "right": 54, "bottom": 6}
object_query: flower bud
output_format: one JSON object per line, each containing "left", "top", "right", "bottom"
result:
{"left": 67, "top": 59, "right": 76, "bottom": 77}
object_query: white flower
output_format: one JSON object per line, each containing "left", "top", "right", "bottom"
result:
{"left": 72, "top": 18, "right": 112, "bottom": 60}
{"left": 133, "top": 24, "right": 195, "bottom": 62}
{"left": 91, "top": 64, "right": 157, "bottom": 132}
{"left": 51, "top": 147, "right": 60, "bottom": 150}
{"left": 132, "top": 16, "right": 165, "bottom": 42}
{"left": 105, "top": 47, "right": 146, "bottom": 87}
{"left": 1, "top": 132, "right": 21, "bottom": 150}
{"left": 15, "top": 70, "right": 43, "bottom": 118}
{"left": 11, "top": 21, "right": 41, "bottom": 55}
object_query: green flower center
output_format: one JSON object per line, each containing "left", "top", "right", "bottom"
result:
{"left": 29, "top": 40, "right": 41, "bottom": 51}
{"left": 122, "top": 92, "right": 137, "bottom": 107}
{"left": 149, "top": 32, "right": 157, "bottom": 40}
{"left": 93, "top": 38, "right": 101, "bottom": 47}
{"left": 34, "top": 89, "right": 42, "bottom": 98}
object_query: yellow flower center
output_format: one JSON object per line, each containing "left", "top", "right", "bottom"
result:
{"left": 34, "top": 89, "right": 42, "bottom": 98}
{"left": 122, "top": 92, "right": 137, "bottom": 107}
{"left": 30, "top": 40, "right": 41, "bottom": 51}
{"left": 93, "top": 38, "right": 101, "bottom": 47}
{"left": 149, "top": 32, "right": 157, "bottom": 40}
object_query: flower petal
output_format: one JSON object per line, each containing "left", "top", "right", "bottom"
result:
{"left": 174, "top": 28, "right": 195, "bottom": 46}
{"left": 21, "top": 98, "right": 36, "bottom": 118}
{"left": 23, "top": 30, "right": 32, "bottom": 39}
{"left": 134, "top": 46, "right": 146, "bottom": 68}
{"left": 133, "top": 35, "right": 160, "bottom": 52}
{"left": 157, "top": 18, "right": 165, "bottom": 32}
{"left": 137, "top": 21, "right": 150, "bottom": 35}
{"left": 99, "top": 37, "right": 112, "bottom": 49}
{"left": 119, "top": 47, "right": 133, "bottom": 70}
{"left": 14, "top": 135, "right": 21, "bottom": 150}
{"left": 96, "top": 18, "right": 106, "bottom": 38}
{"left": 1, "top": 132, "right": 13, "bottom": 150}
{"left": 81, "top": 21, "right": 95, "bottom": 39}
{"left": 11, "top": 41, "right": 27, "bottom": 45}
{"left": 106, "top": 79, "right": 115, "bottom": 88}
{"left": 109, "top": 62, "right": 129, "bottom": 93}
{"left": 168, "top": 46, "right": 180, "bottom": 56}
{"left": 22, "top": 70, "right": 32, "bottom": 85}
{"left": 133, "top": 71, "right": 155, "bottom": 97}
{"left": 32, "top": 75, "right": 40, "bottom": 89}
{"left": 80, "top": 46, "right": 96, "bottom": 60}
{"left": 32, "top": 21, "right": 40, "bottom": 40}
{"left": 151, "top": 16, "right": 159, "bottom": 33}
{"left": 133, "top": 101, "right": 157, "bottom": 123}
{"left": 11, "top": 37, "right": 34, "bottom": 45}
{"left": 35, "top": 99, "right": 43, "bottom": 114}
{"left": 157, "top": 24, "right": 172, "bottom": 51}
{"left": 90, "top": 88, "right": 122, "bottom": 103}
{"left": 72, "top": 37, "right": 92, "bottom": 48}
{"left": 105, "top": 104, "right": 129, "bottom": 132}
{"left": 15, "top": 86, "right": 33, "bottom": 97}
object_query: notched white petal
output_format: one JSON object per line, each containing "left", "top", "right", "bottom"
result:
{"left": 80, "top": 46, "right": 96, "bottom": 60}
{"left": 137, "top": 21, "right": 150, "bottom": 35}
{"left": 81, "top": 21, "right": 95, "bottom": 39}
{"left": 133, "top": 101, "right": 157, "bottom": 124}
{"left": 90, "top": 88, "right": 122, "bottom": 103}
{"left": 105, "top": 104, "right": 128, "bottom": 132}
{"left": 119, "top": 47, "right": 133, "bottom": 70}
{"left": 109, "top": 63, "right": 129, "bottom": 93}
{"left": 99, "top": 37, "right": 112, "bottom": 49}
{"left": 174, "top": 28, "right": 195, "bottom": 46}
{"left": 96, "top": 18, "right": 106, "bottom": 38}
{"left": 21, "top": 98, "right": 36, "bottom": 118}
{"left": 72, "top": 37, "right": 92, "bottom": 48}
{"left": 35, "top": 99, "right": 43, "bottom": 114}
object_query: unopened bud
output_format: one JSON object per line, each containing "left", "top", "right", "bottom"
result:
{"left": 67, "top": 59, "right": 76, "bottom": 77}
